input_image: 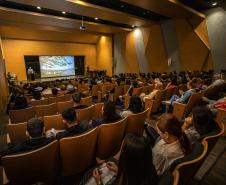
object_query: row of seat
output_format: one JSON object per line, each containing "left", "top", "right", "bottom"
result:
{"left": 3, "top": 109, "right": 149, "bottom": 185}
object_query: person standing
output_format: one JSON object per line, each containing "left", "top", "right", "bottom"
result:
{"left": 27, "top": 67, "right": 35, "bottom": 81}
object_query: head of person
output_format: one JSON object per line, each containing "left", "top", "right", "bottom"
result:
{"left": 51, "top": 87, "right": 58, "bottom": 96}
{"left": 72, "top": 92, "right": 82, "bottom": 104}
{"left": 102, "top": 100, "right": 116, "bottom": 121}
{"left": 192, "top": 106, "right": 218, "bottom": 136}
{"left": 32, "top": 90, "right": 42, "bottom": 100}
{"left": 187, "top": 80, "right": 196, "bottom": 90}
{"left": 62, "top": 108, "right": 77, "bottom": 126}
{"left": 27, "top": 118, "right": 44, "bottom": 139}
{"left": 155, "top": 82, "right": 163, "bottom": 90}
{"left": 156, "top": 114, "right": 191, "bottom": 155}
{"left": 213, "top": 73, "right": 222, "bottom": 81}
{"left": 128, "top": 95, "right": 143, "bottom": 114}
{"left": 116, "top": 134, "right": 158, "bottom": 185}
{"left": 171, "top": 76, "right": 178, "bottom": 86}
{"left": 14, "top": 95, "right": 28, "bottom": 109}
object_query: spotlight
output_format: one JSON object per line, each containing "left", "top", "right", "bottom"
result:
{"left": 37, "top": 6, "right": 41, "bottom": 10}
{"left": 132, "top": 25, "right": 135, "bottom": 28}
{"left": 94, "top": 17, "right": 98, "bottom": 20}
{"left": 212, "top": 2, "right": 218, "bottom": 6}
{"left": 62, "top": 11, "right": 66, "bottom": 14}
{"left": 120, "top": 5, "right": 124, "bottom": 8}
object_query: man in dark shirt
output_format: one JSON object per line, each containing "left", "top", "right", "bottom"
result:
{"left": 56, "top": 108, "right": 89, "bottom": 140}
{"left": 1, "top": 118, "right": 54, "bottom": 156}
{"left": 72, "top": 92, "right": 88, "bottom": 110}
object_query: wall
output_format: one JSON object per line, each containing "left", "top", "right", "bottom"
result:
{"left": 114, "top": 24, "right": 168, "bottom": 74}
{"left": 0, "top": 38, "right": 8, "bottom": 115}
{"left": 96, "top": 36, "right": 113, "bottom": 76}
{"left": 205, "top": 7, "right": 226, "bottom": 72}
{"left": 2, "top": 39, "right": 97, "bottom": 81}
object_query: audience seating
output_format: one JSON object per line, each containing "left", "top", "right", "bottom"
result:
{"left": 60, "top": 128, "right": 98, "bottom": 176}
{"left": 96, "top": 117, "right": 127, "bottom": 159}
{"left": 7, "top": 122, "right": 27, "bottom": 143}
{"left": 43, "top": 94, "right": 53, "bottom": 99}
{"left": 144, "top": 98, "right": 154, "bottom": 118}
{"left": 80, "top": 96, "right": 93, "bottom": 106}
{"left": 151, "top": 90, "right": 166, "bottom": 113}
{"left": 57, "top": 100, "right": 74, "bottom": 114}
{"left": 141, "top": 85, "right": 153, "bottom": 95}
{"left": 124, "top": 84, "right": 130, "bottom": 94}
{"left": 76, "top": 105, "right": 95, "bottom": 123}
{"left": 35, "top": 103, "right": 58, "bottom": 118}
{"left": 64, "top": 94, "right": 72, "bottom": 101}
{"left": 93, "top": 103, "right": 104, "bottom": 120}
{"left": 9, "top": 107, "right": 36, "bottom": 124}
{"left": 126, "top": 108, "right": 149, "bottom": 136}
{"left": 2, "top": 140, "right": 59, "bottom": 185}
{"left": 91, "top": 85, "right": 98, "bottom": 97}
{"left": 173, "top": 92, "right": 202, "bottom": 121}
{"left": 164, "top": 88, "right": 176, "bottom": 101}
{"left": 171, "top": 141, "right": 208, "bottom": 185}
{"left": 132, "top": 87, "right": 142, "bottom": 96}
{"left": 43, "top": 114, "right": 66, "bottom": 131}
{"left": 109, "top": 85, "right": 124, "bottom": 101}
{"left": 124, "top": 95, "right": 131, "bottom": 109}
{"left": 30, "top": 99, "right": 49, "bottom": 106}
{"left": 216, "top": 108, "right": 226, "bottom": 136}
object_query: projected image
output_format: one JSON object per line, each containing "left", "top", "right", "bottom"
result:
{"left": 40, "top": 56, "right": 75, "bottom": 78}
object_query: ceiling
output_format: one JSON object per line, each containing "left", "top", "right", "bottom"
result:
{"left": 0, "top": 0, "right": 207, "bottom": 39}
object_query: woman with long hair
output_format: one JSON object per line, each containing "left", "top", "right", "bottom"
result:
{"left": 153, "top": 114, "right": 191, "bottom": 175}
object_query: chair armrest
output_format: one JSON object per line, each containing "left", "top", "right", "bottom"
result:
{"left": 124, "top": 95, "right": 131, "bottom": 109}
{"left": 97, "top": 91, "right": 102, "bottom": 102}
{"left": 173, "top": 102, "right": 187, "bottom": 121}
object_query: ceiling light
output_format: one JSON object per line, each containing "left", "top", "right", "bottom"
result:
{"left": 62, "top": 11, "right": 66, "bottom": 14}
{"left": 132, "top": 25, "right": 135, "bottom": 28}
{"left": 37, "top": 6, "right": 41, "bottom": 10}
{"left": 94, "top": 17, "right": 98, "bottom": 20}
{"left": 120, "top": 5, "right": 124, "bottom": 8}
{"left": 212, "top": 2, "right": 218, "bottom": 6}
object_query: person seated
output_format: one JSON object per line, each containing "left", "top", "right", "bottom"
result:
{"left": 208, "top": 73, "right": 225, "bottom": 88}
{"left": 31, "top": 90, "right": 44, "bottom": 101}
{"left": 54, "top": 108, "right": 89, "bottom": 140}
{"left": 81, "top": 133, "right": 158, "bottom": 185}
{"left": 120, "top": 95, "right": 144, "bottom": 118}
{"left": 165, "top": 76, "right": 177, "bottom": 89}
{"left": 72, "top": 92, "right": 88, "bottom": 110}
{"left": 152, "top": 114, "right": 191, "bottom": 175}
{"left": 12, "top": 95, "right": 30, "bottom": 110}
{"left": 90, "top": 100, "right": 121, "bottom": 128}
{"left": 1, "top": 118, "right": 54, "bottom": 156}
{"left": 140, "top": 82, "right": 163, "bottom": 102}
{"left": 51, "top": 87, "right": 58, "bottom": 97}
{"left": 66, "top": 81, "right": 76, "bottom": 94}
{"left": 182, "top": 106, "right": 219, "bottom": 144}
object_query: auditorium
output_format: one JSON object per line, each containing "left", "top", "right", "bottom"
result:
{"left": 0, "top": 0, "right": 226, "bottom": 185}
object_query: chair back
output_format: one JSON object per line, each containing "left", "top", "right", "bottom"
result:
{"left": 97, "top": 117, "right": 127, "bottom": 159}
{"left": 94, "top": 103, "right": 104, "bottom": 120}
{"left": 91, "top": 85, "right": 98, "bottom": 97}
{"left": 152, "top": 90, "right": 165, "bottom": 113}
{"left": 171, "top": 141, "right": 208, "bottom": 185}
{"left": 48, "top": 96, "right": 57, "bottom": 104}
{"left": 56, "top": 95, "right": 66, "bottom": 102}
{"left": 124, "top": 95, "right": 131, "bottom": 109}
{"left": 2, "top": 141, "right": 59, "bottom": 185}
{"left": 44, "top": 114, "right": 66, "bottom": 131}
{"left": 57, "top": 100, "right": 74, "bottom": 114}
{"left": 64, "top": 94, "right": 72, "bottom": 101}
{"left": 9, "top": 107, "right": 36, "bottom": 124}
{"left": 145, "top": 99, "right": 154, "bottom": 118}
{"left": 7, "top": 122, "right": 27, "bottom": 143}
{"left": 81, "top": 96, "right": 93, "bottom": 106}
{"left": 30, "top": 99, "right": 49, "bottom": 106}
{"left": 185, "top": 92, "right": 202, "bottom": 117}
{"left": 77, "top": 105, "right": 95, "bottom": 123}
{"left": 113, "top": 86, "right": 124, "bottom": 101}
{"left": 124, "top": 85, "right": 130, "bottom": 94}
{"left": 132, "top": 87, "right": 142, "bottom": 96}
{"left": 164, "top": 88, "right": 175, "bottom": 100}
{"left": 43, "top": 94, "right": 53, "bottom": 99}
{"left": 142, "top": 85, "right": 152, "bottom": 94}
{"left": 35, "top": 103, "right": 57, "bottom": 118}
{"left": 60, "top": 128, "right": 98, "bottom": 176}
{"left": 126, "top": 109, "right": 149, "bottom": 136}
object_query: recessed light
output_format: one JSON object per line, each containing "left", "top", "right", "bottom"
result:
{"left": 62, "top": 11, "right": 66, "bottom": 14}
{"left": 212, "top": 2, "right": 218, "bottom": 6}
{"left": 120, "top": 5, "right": 124, "bottom": 8}
{"left": 132, "top": 25, "right": 135, "bottom": 28}
{"left": 37, "top": 6, "right": 41, "bottom": 10}
{"left": 94, "top": 17, "right": 98, "bottom": 20}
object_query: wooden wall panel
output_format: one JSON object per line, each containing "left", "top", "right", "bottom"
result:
{"left": 2, "top": 39, "right": 97, "bottom": 81}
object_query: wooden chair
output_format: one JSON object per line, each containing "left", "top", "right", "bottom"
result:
{"left": 171, "top": 141, "right": 208, "bottom": 185}
{"left": 97, "top": 84, "right": 114, "bottom": 102}
{"left": 9, "top": 107, "right": 36, "bottom": 124}
{"left": 76, "top": 105, "right": 95, "bottom": 123}
{"left": 48, "top": 96, "right": 57, "bottom": 104}
{"left": 124, "top": 95, "right": 131, "bottom": 109}
{"left": 43, "top": 114, "right": 66, "bottom": 131}
{"left": 141, "top": 85, "right": 153, "bottom": 95}
{"left": 81, "top": 96, "right": 93, "bottom": 106}
{"left": 144, "top": 98, "right": 154, "bottom": 118}
{"left": 43, "top": 94, "right": 53, "bottom": 99}
{"left": 132, "top": 87, "right": 142, "bottom": 96}
{"left": 91, "top": 85, "right": 98, "bottom": 97}
{"left": 96, "top": 117, "right": 127, "bottom": 159}
{"left": 7, "top": 122, "right": 27, "bottom": 143}
{"left": 94, "top": 103, "right": 104, "bottom": 120}
{"left": 109, "top": 85, "right": 124, "bottom": 101}
{"left": 126, "top": 108, "right": 149, "bottom": 136}
{"left": 64, "top": 94, "right": 72, "bottom": 101}
{"left": 2, "top": 140, "right": 59, "bottom": 185}
{"left": 57, "top": 100, "right": 74, "bottom": 114}
{"left": 56, "top": 95, "right": 66, "bottom": 102}
{"left": 30, "top": 99, "right": 49, "bottom": 106}
{"left": 216, "top": 108, "right": 226, "bottom": 136}
{"left": 35, "top": 103, "right": 58, "bottom": 118}
{"left": 124, "top": 85, "right": 130, "bottom": 94}
{"left": 164, "top": 88, "right": 176, "bottom": 101}
{"left": 173, "top": 92, "right": 202, "bottom": 121}
{"left": 147, "top": 90, "right": 165, "bottom": 113}
{"left": 60, "top": 128, "right": 98, "bottom": 176}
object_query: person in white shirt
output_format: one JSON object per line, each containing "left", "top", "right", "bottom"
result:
{"left": 152, "top": 114, "right": 191, "bottom": 175}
